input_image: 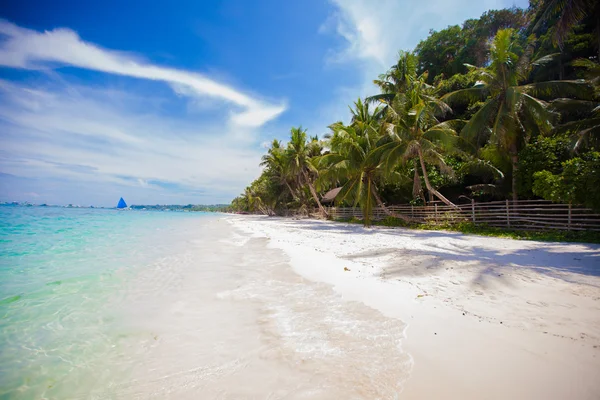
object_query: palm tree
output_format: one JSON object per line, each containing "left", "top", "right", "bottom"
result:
{"left": 243, "top": 187, "right": 267, "bottom": 215}
{"left": 368, "top": 51, "right": 419, "bottom": 107}
{"left": 317, "top": 123, "right": 380, "bottom": 226}
{"left": 442, "top": 28, "right": 592, "bottom": 200}
{"left": 260, "top": 139, "right": 298, "bottom": 201}
{"left": 317, "top": 101, "right": 411, "bottom": 225}
{"left": 379, "top": 69, "right": 460, "bottom": 208}
{"left": 551, "top": 59, "right": 600, "bottom": 151}
{"left": 285, "top": 127, "right": 329, "bottom": 218}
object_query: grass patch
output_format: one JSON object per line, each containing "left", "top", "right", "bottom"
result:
{"left": 335, "top": 216, "right": 600, "bottom": 244}
{"left": 334, "top": 217, "right": 364, "bottom": 225}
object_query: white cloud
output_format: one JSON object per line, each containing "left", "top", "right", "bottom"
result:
{"left": 0, "top": 80, "right": 265, "bottom": 205}
{"left": 0, "top": 19, "right": 286, "bottom": 127}
{"left": 326, "top": 0, "right": 526, "bottom": 68}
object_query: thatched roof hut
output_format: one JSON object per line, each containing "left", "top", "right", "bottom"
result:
{"left": 321, "top": 187, "right": 342, "bottom": 204}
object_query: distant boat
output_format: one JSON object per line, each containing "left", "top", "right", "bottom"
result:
{"left": 116, "top": 197, "right": 128, "bottom": 209}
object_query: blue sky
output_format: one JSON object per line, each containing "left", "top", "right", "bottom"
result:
{"left": 0, "top": 0, "right": 528, "bottom": 206}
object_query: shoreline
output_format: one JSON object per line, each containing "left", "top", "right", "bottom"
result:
{"left": 228, "top": 215, "right": 600, "bottom": 399}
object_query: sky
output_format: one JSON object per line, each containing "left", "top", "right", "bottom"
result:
{"left": 0, "top": 0, "right": 528, "bottom": 206}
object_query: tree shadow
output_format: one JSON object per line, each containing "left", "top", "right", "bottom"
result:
{"left": 266, "top": 218, "right": 470, "bottom": 239}
{"left": 344, "top": 238, "right": 600, "bottom": 289}
{"left": 249, "top": 216, "right": 600, "bottom": 287}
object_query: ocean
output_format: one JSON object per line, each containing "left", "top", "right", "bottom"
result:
{"left": 0, "top": 206, "right": 410, "bottom": 399}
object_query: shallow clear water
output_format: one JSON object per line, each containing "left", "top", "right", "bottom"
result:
{"left": 0, "top": 206, "right": 410, "bottom": 399}
{"left": 0, "top": 206, "right": 212, "bottom": 398}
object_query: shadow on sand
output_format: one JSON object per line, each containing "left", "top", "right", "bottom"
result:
{"left": 269, "top": 217, "right": 600, "bottom": 287}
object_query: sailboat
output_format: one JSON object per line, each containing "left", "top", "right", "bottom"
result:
{"left": 116, "top": 197, "right": 128, "bottom": 210}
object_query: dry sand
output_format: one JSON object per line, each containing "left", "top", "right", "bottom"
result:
{"left": 229, "top": 215, "right": 600, "bottom": 400}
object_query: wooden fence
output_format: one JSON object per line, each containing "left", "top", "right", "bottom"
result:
{"left": 322, "top": 200, "right": 600, "bottom": 231}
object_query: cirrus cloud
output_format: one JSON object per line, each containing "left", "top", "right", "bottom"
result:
{"left": 0, "top": 19, "right": 286, "bottom": 127}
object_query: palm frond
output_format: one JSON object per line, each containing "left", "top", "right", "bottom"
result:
{"left": 365, "top": 93, "right": 395, "bottom": 105}
{"left": 519, "top": 80, "right": 594, "bottom": 101}
{"left": 460, "top": 98, "right": 499, "bottom": 146}
{"left": 422, "top": 129, "right": 458, "bottom": 150}
{"left": 441, "top": 87, "right": 488, "bottom": 105}
{"left": 519, "top": 92, "right": 554, "bottom": 134}
{"left": 549, "top": 98, "right": 599, "bottom": 116}
{"left": 532, "top": 53, "right": 562, "bottom": 67}
{"left": 423, "top": 149, "right": 455, "bottom": 178}
{"left": 459, "top": 159, "right": 505, "bottom": 179}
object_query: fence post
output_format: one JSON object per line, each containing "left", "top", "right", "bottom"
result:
{"left": 471, "top": 198, "right": 475, "bottom": 223}
{"left": 435, "top": 204, "right": 438, "bottom": 223}
{"left": 411, "top": 205, "right": 414, "bottom": 219}
{"left": 568, "top": 202, "right": 572, "bottom": 231}
{"left": 506, "top": 199, "right": 510, "bottom": 227}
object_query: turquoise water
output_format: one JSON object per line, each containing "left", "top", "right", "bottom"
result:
{"left": 0, "top": 206, "right": 212, "bottom": 398}
{"left": 1, "top": 206, "right": 411, "bottom": 399}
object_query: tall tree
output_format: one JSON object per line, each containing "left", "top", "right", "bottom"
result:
{"left": 379, "top": 72, "right": 460, "bottom": 208}
{"left": 443, "top": 28, "right": 593, "bottom": 200}
{"left": 285, "top": 127, "right": 329, "bottom": 218}
{"left": 318, "top": 100, "right": 410, "bottom": 225}
{"left": 414, "top": 8, "right": 528, "bottom": 83}
{"left": 260, "top": 139, "right": 297, "bottom": 201}
{"left": 369, "top": 51, "right": 419, "bottom": 106}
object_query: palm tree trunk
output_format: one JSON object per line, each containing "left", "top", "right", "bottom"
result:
{"left": 511, "top": 155, "right": 519, "bottom": 202}
{"left": 303, "top": 171, "right": 329, "bottom": 218}
{"left": 364, "top": 178, "right": 373, "bottom": 227}
{"left": 416, "top": 147, "right": 458, "bottom": 209}
{"left": 413, "top": 161, "right": 425, "bottom": 203}
{"left": 370, "top": 185, "right": 411, "bottom": 222}
{"left": 597, "top": 13, "right": 600, "bottom": 63}
{"left": 284, "top": 180, "right": 298, "bottom": 201}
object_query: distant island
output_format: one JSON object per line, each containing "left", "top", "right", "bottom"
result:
{"left": 1, "top": 202, "right": 231, "bottom": 212}
{"left": 129, "top": 204, "right": 231, "bottom": 212}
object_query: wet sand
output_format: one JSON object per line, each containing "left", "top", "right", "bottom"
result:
{"left": 98, "top": 216, "right": 411, "bottom": 399}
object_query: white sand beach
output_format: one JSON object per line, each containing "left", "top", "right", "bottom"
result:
{"left": 229, "top": 215, "right": 600, "bottom": 400}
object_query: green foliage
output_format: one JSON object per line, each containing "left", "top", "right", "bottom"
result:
{"left": 374, "top": 216, "right": 413, "bottom": 227}
{"left": 532, "top": 152, "right": 600, "bottom": 209}
{"left": 317, "top": 100, "right": 386, "bottom": 226}
{"left": 369, "top": 219, "right": 600, "bottom": 243}
{"left": 415, "top": 8, "right": 528, "bottom": 82}
{"left": 516, "top": 135, "right": 571, "bottom": 197}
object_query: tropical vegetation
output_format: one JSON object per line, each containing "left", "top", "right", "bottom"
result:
{"left": 230, "top": 1, "right": 600, "bottom": 225}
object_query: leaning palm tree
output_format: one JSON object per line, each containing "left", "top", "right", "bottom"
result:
{"left": 260, "top": 139, "right": 298, "bottom": 200}
{"left": 379, "top": 70, "right": 460, "bottom": 208}
{"left": 442, "top": 28, "right": 593, "bottom": 200}
{"left": 285, "top": 127, "right": 329, "bottom": 218}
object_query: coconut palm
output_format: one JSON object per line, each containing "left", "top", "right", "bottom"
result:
{"left": 379, "top": 68, "right": 460, "bottom": 208}
{"left": 368, "top": 51, "right": 419, "bottom": 107}
{"left": 317, "top": 123, "right": 380, "bottom": 226}
{"left": 317, "top": 101, "right": 411, "bottom": 225}
{"left": 442, "top": 28, "right": 593, "bottom": 200}
{"left": 285, "top": 127, "right": 329, "bottom": 218}
{"left": 260, "top": 139, "right": 298, "bottom": 201}
{"left": 349, "top": 98, "right": 386, "bottom": 132}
